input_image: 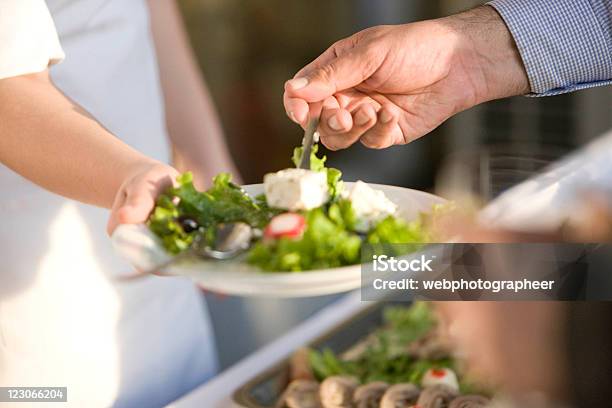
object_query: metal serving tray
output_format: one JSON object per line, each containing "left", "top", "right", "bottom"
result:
{"left": 232, "top": 299, "right": 405, "bottom": 407}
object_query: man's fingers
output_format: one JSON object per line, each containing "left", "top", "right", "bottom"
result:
{"left": 360, "top": 105, "right": 402, "bottom": 149}
{"left": 319, "top": 109, "right": 353, "bottom": 150}
{"left": 353, "top": 103, "right": 378, "bottom": 128}
{"left": 283, "top": 43, "right": 346, "bottom": 125}
{"left": 320, "top": 104, "right": 377, "bottom": 151}
{"left": 285, "top": 48, "right": 377, "bottom": 104}
{"left": 292, "top": 37, "right": 357, "bottom": 80}
{"left": 283, "top": 35, "right": 380, "bottom": 125}
{"left": 284, "top": 94, "right": 309, "bottom": 125}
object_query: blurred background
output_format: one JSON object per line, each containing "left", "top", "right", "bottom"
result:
{"left": 176, "top": 0, "right": 612, "bottom": 369}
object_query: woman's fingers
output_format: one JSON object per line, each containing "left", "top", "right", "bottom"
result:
{"left": 107, "top": 183, "right": 155, "bottom": 235}
{"left": 107, "top": 189, "right": 128, "bottom": 235}
{"left": 360, "top": 105, "right": 403, "bottom": 149}
{"left": 319, "top": 103, "right": 378, "bottom": 150}
{"left": 117, "top": 182, "right": 157, "bottom": 225}
{"left": 106, "top": 163, "right": 178, "bottom": 235}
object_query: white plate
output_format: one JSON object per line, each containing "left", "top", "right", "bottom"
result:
{"left": 111, "top": 182, "right": 445, "bottom": 297}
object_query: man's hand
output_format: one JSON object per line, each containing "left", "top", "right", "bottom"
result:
{"left": 107, "top": 161, "right": 179, "bottom": 235}
{"left": 283, "top": 6, "right": 529, "bottom": 150}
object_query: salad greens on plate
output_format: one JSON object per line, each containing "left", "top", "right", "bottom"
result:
{"left": 148, "top": 144, "right": 433, "bottom": 272}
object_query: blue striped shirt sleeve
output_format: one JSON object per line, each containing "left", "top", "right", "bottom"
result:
{"left": 487, "top": 0, "right": 612, "bottom": 96}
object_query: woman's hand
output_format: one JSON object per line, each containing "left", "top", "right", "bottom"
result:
{"left": 107, "top": 161, "right": 179, "bottom": 235}
{"left": 283, "top": 6, "right": 529, "bottom": 150}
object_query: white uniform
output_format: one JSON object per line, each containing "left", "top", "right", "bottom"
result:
{"left": 0, "top": 1, "right": 217, "bottom": 407}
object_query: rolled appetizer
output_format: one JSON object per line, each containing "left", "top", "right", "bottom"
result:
{"left": 319, "top": 376, "right": 359, "bottom": 408}
{"left": 416, "top": 385, "right": 459, "bottom": 408}
{"left": 277, "top": 380, "right": 322, "bottom": 408}
{"left": 448, "top": 395, "right": 491, "bottom": 408}
{"left": 353, "top": 382, "right": 389, "bottom": 408}
{"left": 380, "top": 383, "right": 421, "bottom": 408}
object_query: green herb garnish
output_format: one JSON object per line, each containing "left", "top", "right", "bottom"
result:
{"left": 309, "top": 303, "right": 452, "bottom": 384}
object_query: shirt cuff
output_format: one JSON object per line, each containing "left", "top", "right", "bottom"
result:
{"left": 488, "top": 0, "right": 612, "bottom": 96}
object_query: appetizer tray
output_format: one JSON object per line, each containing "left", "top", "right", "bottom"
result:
{"left": 232, "top": 298, "right": 397, "bottom": 407}
{"left": 234, "top": 299, "right": 492, "bottom": 408}
{"left": 111, "top": 183, "right": 445, "bottom": 297}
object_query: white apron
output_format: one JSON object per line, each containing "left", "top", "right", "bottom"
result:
{"left": 0, "top": 1, "right": 217, "bottom": 407}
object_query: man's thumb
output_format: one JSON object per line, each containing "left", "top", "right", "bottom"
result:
{"left": 285, "top": 52, "right": 370, "bottom": 103}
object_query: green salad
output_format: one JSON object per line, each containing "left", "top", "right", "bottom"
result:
{"left": 307, "top": 302, "right": 488, "bottom": 395}
{"left": 309, "top": 302, "right": 450, "bottom": 385}
{"left": 148, "top": 144, "right": 432, "bottom": 272}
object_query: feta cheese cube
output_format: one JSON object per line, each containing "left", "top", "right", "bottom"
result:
{"left": 344, "top": 181, "right": 398, "bottom": 231}
{"left": 263, "top": 169, "right": 329, "bottom": 211}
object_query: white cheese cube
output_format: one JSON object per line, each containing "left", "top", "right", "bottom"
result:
{"left": 344, "top": 181, "right": 398, "bottom": 232}
{"left": 263, "top": 169, "right": 329, "bottom": 211}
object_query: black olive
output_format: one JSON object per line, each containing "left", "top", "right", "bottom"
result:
{"left": 178, "top": 216, "right": 199, "bottom": 233}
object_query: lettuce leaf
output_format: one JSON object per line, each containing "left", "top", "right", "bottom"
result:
{"left": 174, "top": 172, "right": 268, "bottom": 228}
{"left": 148, "top": 195, "right": 193, "bottom": 255}
{"left": 148, "top": 172, "right": 272, "bottom": 254}
{"left": 293, "top": 144, "right": 343, "bottom": 200}
{"left": 247, "top": 207, "right": 362, "bottom": 271}
{"left": 367, "top": 216, "right": 429, "bottom": 245}
{"left": 327, "top": 198, "right": 357, "bottom": 231}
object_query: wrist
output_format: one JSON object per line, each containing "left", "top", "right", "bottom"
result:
{"left": 440, "top": 5, "right": 530, "bottom": 105}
